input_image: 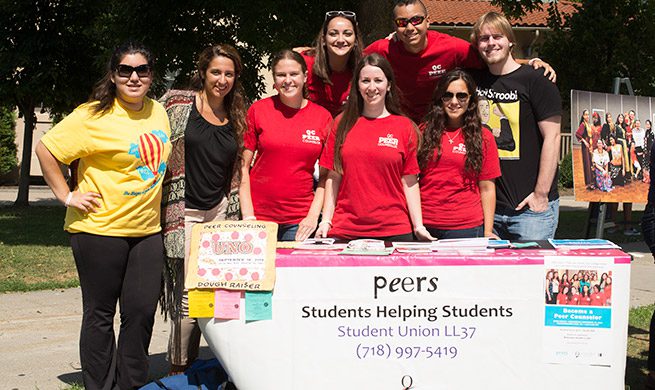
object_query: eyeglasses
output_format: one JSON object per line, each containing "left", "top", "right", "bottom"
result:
{"left": 441, "top": 92, "right": 470, "bottom": 103}
{"left": 394, "top": 15, "right": 425, "bottom": 28}
{"left": 325, "top": 10, "right": 356, "bottom": 22}
{"left": 115, "top": 64, "right": 152, "bottom": 78}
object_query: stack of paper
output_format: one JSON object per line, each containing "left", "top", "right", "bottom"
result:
{"left": 548, "top": 239, "right": 620, "bottom": 250}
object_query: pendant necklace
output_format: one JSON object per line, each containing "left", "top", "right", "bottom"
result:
{"left": 445, "top": 129, "right": 461, "bottom": 144}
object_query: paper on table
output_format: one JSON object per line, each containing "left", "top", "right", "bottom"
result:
{"left": 215, "top": 289, "right": 241, "bottom": 319}
{"left": 245, "top": 291, "right": 273, "bottom": 321}
{"left": 188, "top": 289, "right": 215, "bottom": 318}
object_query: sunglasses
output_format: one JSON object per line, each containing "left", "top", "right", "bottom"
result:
{"left": 115, "top": 64, "right": 152, "bottom": 78}
{"left": 441, "top": 92, "right": 470, "bottom": 103}
{"left": 394, "top": 15, "right": 425, "bottom": 28}
{"left": 325, "top": 10, "right": 357, "bottom": 22}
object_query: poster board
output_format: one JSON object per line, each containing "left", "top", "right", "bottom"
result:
{"left": 186, "top": 220, "right": 277, "bottom": 291}
{"left": 570, "top": 89, "right": 652, "bottom": 203}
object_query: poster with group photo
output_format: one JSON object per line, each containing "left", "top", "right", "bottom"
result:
{"left": 570, "top": 90, "right": 652, "bottom": 203}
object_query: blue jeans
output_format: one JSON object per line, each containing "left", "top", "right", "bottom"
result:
{"left": 277, "top": 224, "right": 299, "bottom": 241}
{"left": 426, "top": 225, "right": 483, "bottom": 239}
{"left": 494, "top": 199, "right": 559, "bottom": 240}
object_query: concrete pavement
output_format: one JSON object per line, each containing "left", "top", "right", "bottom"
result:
{"left": 0, "top": 186, "right": 653, "bottom": 389}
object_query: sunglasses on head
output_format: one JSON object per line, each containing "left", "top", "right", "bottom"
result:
{"left": 115, "top": 64, "right": 151, "bottom": 78}
{"left": 441, "top": 92, "right": 470, "bottom": 103}
{"left": 325, "top": 10, "right": 357, "bottom": 22}
{"left": 394, "top": 15, "right": 425, "bottom": 28}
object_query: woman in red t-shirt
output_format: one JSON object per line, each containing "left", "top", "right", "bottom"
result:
{"left": 603, "top": 276, "right": 612, "bottom": 303}
{"left": 300, "top": 11, "right": 363, "bottom": 116}
{"left": 590, "top": 285, "right": 606, "bottom": 306}
{"left": 417, "top": 69, "right": 500, "bottom": 239}
{"left": 316, "top": 53, "right": 433, "bottom": 241}
{"left": 239, "top": 49, "right": 333, "bottom": 241}
{"left": 556, "top": 286, "right": 570, "bottom": 305}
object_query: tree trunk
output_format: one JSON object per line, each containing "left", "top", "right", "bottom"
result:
{"left": 15, "top": 103, "right": 35, "bottom": 207}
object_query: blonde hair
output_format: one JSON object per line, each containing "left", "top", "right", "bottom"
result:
{"left": 471, "top": 12, "right": 516, "bottom": 49}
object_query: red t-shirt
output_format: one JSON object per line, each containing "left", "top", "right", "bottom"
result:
{"left": 420, "top": 127, "right": 500, "bottom": 230}
{"left": 365, "top": 31, "right": 483, "bottom": 123}
{"left": 579, "top": 295, "right": 592, "bottom": 306}
{"left": 556, "top": 293, "right": 568, "bottom": 305}
{"left": 590, "top": 292, "right": 606, "bottom": 306}
{"left": 604, "top": 285, "right": 612, "bottom": 300}
{"left": 244, "top": 96, "right": 333, "bottom": 224}
{"left": 302, "top": 52, "right": 352, "bottom": 117}
{"left": 320, "top": 114, "right": 420, "bottom": 239}
{"left": 568, "top": 295, "right": 580, "bottom": 306}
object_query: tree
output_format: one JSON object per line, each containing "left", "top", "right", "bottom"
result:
{"left": 0, "top": 1, "right": 102, "bottom": 206}
{"left": 540, "top": 0, "right": 655, "bottom": 99}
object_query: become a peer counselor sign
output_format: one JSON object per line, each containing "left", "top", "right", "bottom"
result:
{"left": 185, "top": 221, "right": 277, "bottom": 291}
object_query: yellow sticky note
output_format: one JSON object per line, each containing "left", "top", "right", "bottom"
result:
{"left": 188, "top": 289, "right": 215, "bottom": 318}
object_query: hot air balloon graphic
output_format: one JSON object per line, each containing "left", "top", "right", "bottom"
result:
{"left": 128, "top": 130, "right": 169, "bottom": 181}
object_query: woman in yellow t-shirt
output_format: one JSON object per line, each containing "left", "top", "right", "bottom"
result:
{"left": 35, "top": 41, "right": 171, "bottom": 390}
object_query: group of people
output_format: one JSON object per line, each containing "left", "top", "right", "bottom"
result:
{"left": 35, "top": 1, "right": 565, "bottom": 388}
{"left": 576, "top": 109, "right": 655, "bottom": 192}
{"left": 545, "top": 269, "right": 612, "bottom": 307}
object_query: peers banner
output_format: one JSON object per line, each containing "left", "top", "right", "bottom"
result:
{"left": 570, "top": 89, "right": 652, "bottom": 203}
{"left": 199, "top": 250, "right": 630, "bottom": 389}
{"left": 185, "top": 221, "right": 277, "bottom": 291}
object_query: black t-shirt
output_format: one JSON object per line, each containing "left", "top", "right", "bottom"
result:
{"left": 185, "top": 101, "right": 238, "bottom": 210}
{"left": 473, "top": 65, "right": 561, "bottom": 211}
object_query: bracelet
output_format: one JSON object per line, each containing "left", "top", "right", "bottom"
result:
{"left": 528, "top": 57, "right": 542, "bottom": 66}
{"left": 243, "top": 216, "right": 257, "bottom": 221}
{"left": 319, "top": 220, "right": 332, "bottom": 227}
{"left": 64, "top": 192, "right": 73, "bottom": 208}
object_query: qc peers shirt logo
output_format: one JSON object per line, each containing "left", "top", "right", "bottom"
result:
{"left": 428, "top": 64, "right": 446, "bottom": 79}
{"left": 378, "top": 133, "right": 399, "bottom": 148}
{"left": 302, "top": 129, "right": 322, "bottom": 145}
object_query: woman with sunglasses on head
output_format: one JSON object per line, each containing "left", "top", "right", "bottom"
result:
{"left": 35, "top": 41, "right": 171, "bottom": 389}
{"left": 239, "top": 49, "right": 333, "bottom": 241}
{"left": 316, "top": 53, "right": 432, "bottom": 241}
{"left": 297, "top": 11, "right": 363, "bottom": 116}
{"left": 159, "top": 44, "right": 245, "bottom": 375}
{"left": 417, "top": 69, "right": 500, "bottom": 239}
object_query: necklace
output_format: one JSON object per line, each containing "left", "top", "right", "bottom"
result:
{"left": 445, "top": 129, "right": 461, "bottom": 144}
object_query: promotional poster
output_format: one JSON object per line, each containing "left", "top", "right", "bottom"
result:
{"left": 570, "top": 89, "right": 652, "bottom": 203}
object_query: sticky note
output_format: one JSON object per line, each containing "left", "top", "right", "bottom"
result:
{"left": 215, "top": 289, "right": 241, "bottom": 319}
{"left": 188, "top": 289, "right": 215, "bottom": 318}
{"left": 245, "top": 291, "right": 273, "bottom": 321}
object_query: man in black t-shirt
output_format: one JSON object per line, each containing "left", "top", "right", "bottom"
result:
{"left": 471, "top": 12, "right": 562, "bottom": 240}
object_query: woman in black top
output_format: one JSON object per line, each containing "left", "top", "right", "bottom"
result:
{"left": 160, "top": 43, "right": 246, "bottom": 374}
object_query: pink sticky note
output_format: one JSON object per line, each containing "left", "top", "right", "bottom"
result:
{"left": 214, "top": 289, "right": 241, "bottom": 319}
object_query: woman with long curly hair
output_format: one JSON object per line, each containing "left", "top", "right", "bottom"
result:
{"left": 417, "top": 69, "right": 500, "bottom": 238}
{"left": 159, "top": 43, "right": 246, "bottom": 374}
{"left": 315, "top": 53, "right": 432, "bottom": 240}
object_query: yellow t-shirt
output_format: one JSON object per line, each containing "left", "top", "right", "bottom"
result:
{"left": 41, "top": 98, "right": 171, "bottom": 236}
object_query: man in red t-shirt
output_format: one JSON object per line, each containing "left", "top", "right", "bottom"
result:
{"left": 365, "top": 0, "right": 554, "bottom": 124}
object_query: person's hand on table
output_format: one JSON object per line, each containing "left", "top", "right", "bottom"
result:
{"left": 294, "top": 214, "right": 319, "bottom": 241}
{"left": 314, "top": 220, "right": 332, "bottom": 238}
{"left": 485, "top": 231, "right": 501, "bottom": 240}
{"left": 414, "top": 225, "right": 436, "bottom": 241}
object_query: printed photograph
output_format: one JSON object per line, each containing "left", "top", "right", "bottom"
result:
{"left": 544, "top": 268, "right": 612, "bottom": 307}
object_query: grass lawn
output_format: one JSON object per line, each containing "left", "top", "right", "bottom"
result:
{"left": 0, "top": 206, "right": 78, "bottom": 292}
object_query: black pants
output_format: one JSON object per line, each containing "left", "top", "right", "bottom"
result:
{"left": 642, "top": 206, "right": 655, "bottom": 370}
{"left": 71, "top": 233, "right": 164, "bottom": 390}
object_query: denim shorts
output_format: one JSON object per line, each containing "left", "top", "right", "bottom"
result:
{"left": 494, "top": 199, "right": 559, "bottom": 240}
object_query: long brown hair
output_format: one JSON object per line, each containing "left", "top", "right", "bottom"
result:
{"left": 312, "top": 12, "right": 363, "bottom": 85}
{"left": 333, "top": 53, "right": 406, "bottom": 174}
{"left": 418, "top": 69, "right": 483, "bottom": 174}
{"left": 190, "top": 44, "right": 248, "bottom": 179}
{"left": 89, "top": 41, "right": 154, "bottom": 115}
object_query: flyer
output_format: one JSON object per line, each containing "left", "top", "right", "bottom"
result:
{"left": 543, "top": 255, "right": 614, "bottom": 366}
{"left": 185, "top": 220, "right": 277, "bottom": 291}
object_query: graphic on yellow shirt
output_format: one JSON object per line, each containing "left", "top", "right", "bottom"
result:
{"left": 128, "top": 129, "right": 169, "bottom": 181}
